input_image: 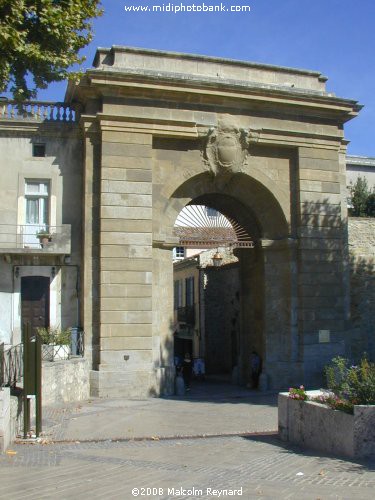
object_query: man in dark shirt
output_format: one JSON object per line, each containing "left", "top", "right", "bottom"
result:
{"left": 182, "top": 353, "right": 193, "bottom": 391}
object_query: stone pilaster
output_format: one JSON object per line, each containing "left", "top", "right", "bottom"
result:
{"left": 93, "top": 129, "right": 154, "bottom": 397}
{"left": 152, "top": 246, "right": 175, "bottom": 396}
{"left": 82, "top": 121, "right": 101, "bottom": 370}
{"left": 297, "top": 147, "right": 347, "bottom": 385}
{"left": 261, "top": 239, "right": 302, "bottom": 388}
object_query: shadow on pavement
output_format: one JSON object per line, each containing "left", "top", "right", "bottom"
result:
{"left": 163, "top": 378, "right": 278, "bottom": 407}
{"left": 241, "top": 433, "right": 375, "bottom": 472}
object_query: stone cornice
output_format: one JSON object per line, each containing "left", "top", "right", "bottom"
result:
{"left": 83, "top": 69, "right": 361, "bottom": 124}
{"left": 261, "top": 238, "right": 298, "bottom": 250}
{"left": 81, "top": 113, "right": 346, "bottom": 149}
{"left": 97, "top": 114, "right": 198, "bottom": 138}
{"left": 346, "top": 155, "right": 375, "bottom": 168}
{"left": 94, "top": 45, "right": 328, "bottom": 81}
{"left": 0, "top": 120, "right": 79, "bottom": 138}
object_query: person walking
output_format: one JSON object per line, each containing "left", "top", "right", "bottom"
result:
{"left": 250, "top": 351, "right": 261, "bottom": 389}
{"left": 182, "top": 353, "right": 193, "bottom": 391}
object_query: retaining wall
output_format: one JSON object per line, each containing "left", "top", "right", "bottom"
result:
{"left": 0, "top": 388, "right": 11, "bottom": 452}
{"left": 42, "top": 358, "right": 90, "bottom": 406}
{"left": 279, "top": 392, "right": 375, "bottom": 459}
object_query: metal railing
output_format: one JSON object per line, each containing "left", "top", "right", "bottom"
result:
{"left": 1, "top": 343, "right": 23, "bottom": 388}
{"left": 0, "top": 224, "right": 71, "bottom": 252}
{"left": 177, "top": 305, "right": 195, "bottom": 326}
{"left": 0, "top": 100, "right": 78, "bottom": 122}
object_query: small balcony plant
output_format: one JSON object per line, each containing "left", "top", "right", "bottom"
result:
{"left": 36, "top": 229, "right": 52, "bottom": 247}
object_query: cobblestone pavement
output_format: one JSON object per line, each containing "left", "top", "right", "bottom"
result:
{"left": 1, "top": 434, "right": 375, "bottom": 499}
{"left": 40, "top": 382, "right": 279, "bottom": 442}
{"left": 1, "top": 382, "right": 375, "bottom": 499}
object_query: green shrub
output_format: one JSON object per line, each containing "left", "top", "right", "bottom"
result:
{"left": 36, "top": 326, "right": 71, "bottom": 345}
{"left": 366, "top": 191, "right": 375, "bottom": 217}
{"left": 324, "top": 356, "right": 375, "bottom": 412}
{"left": 348, "top": 177, "right": 375, "bottom": 217}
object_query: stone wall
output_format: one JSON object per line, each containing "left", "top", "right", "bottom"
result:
{"left": 0, "top": 127, "right": 82, "bottom": 347}
{"left": 42, "top": 358, "right": 90, "bottom": 406}
{"left": 348, "top": 218, "right": 375, "bottom": 361}
{"left": 279, "top": 391, "right": 375, "bottom": 459}
{"left": 1, "top": 359, "right": 88, "bottom": 451}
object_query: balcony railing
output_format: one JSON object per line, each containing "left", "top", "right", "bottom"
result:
{"left": 177, "top": 305, "right": 195, "bottom": 326}
{"left": 0, "top": 100, "right": 79, "bottom": 123}
{"left": 0, "top": 224, "right": 71, "bottom": 254}
{"left": 1, "top": 343, "right": 23, "bottom": 388}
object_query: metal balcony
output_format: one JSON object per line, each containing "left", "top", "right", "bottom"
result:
{"left": 177, "top": 305, "right": 195, "bottom": 326}
{"left": 0, "top": 224, "right": 71, "bottom": 255}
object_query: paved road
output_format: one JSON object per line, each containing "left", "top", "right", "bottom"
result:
{"left": 41, "top": 383, "right": 278, "bottom": 442}
{"left": 1, "top": 434, "right": 375, "bottom": 499}
{"left": 1, "top": 381, "right": 374, "bottom": 499}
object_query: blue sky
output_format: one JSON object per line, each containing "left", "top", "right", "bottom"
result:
{"left": 39, "top": 0, "right": 375, "bottom": 156}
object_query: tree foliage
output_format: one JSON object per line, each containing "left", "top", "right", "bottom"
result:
{"left": 366, "top": 191, "right": 375, "bottom": 217}
{"left": 349, "top": 176, "right": 375, "bottom": 217}
{"left": 0, "top": 0, "right": 102, "bottom": 101}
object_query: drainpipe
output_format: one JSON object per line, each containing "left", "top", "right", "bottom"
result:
{"left": 60, "top": 264, "right": 81, "bottom": 327}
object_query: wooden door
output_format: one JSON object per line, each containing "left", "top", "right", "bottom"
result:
{"left": 21, "top": 276, "right": 50, "bottom": 336}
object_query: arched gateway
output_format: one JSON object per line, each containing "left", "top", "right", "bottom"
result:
{"left": 70, "top": 47, "right": 360, "bottom": 397}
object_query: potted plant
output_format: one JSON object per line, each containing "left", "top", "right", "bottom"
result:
{"left": 36, "top": 229, "right": 52, "bottom": 247}
{"left": 279, "top": 356, "right": 375, "bottom": 459}
{"left": 37, "top": 326, "right": 71, "bottom": 361}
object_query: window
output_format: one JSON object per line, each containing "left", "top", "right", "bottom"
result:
{"left": 185, "top": 277, "right": 194, "bottom": 307}
{"left": 33, "top": 143, "right": 46, "bottom": 157}
{"left": 25, "top": 181, "right": 49, "bottom": 225}
{"left": 174, "top": 280, "right": 183, "bottom": 310}
{"left": 173, "top": 246, "right": 185, "bottom": 260}
{"left": 206, "top": 207, "right": 218, "bottom": 218}
{"left": 23, "top": 181, "right": 50, "bottom": 246}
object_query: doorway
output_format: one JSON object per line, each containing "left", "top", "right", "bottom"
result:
{"left": 21, "top": 276, "right": 50, "bottom": 336}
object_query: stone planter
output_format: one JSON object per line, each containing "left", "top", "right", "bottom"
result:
{"left": 278, "top": 391, "right": 375, "bottom": 459}
{"left": 42, "top": 344, "right": 70, "bottom": 361}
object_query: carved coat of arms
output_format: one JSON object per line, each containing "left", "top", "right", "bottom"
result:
{"left": 203, "top": 120, "right": 250, "bottom": 176}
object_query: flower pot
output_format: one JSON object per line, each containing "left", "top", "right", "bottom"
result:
{"left": 42, "top": 344, "right": 70, "bottom": 361}
{"left": 37, "top": 235, "right": 51, "bottom": 248}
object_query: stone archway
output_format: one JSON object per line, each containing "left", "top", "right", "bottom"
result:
{"left": 153, "top": 169, "right": 295, "bottom": 394}
{"left": 75, "top": 47, "right": 359, "bottom": 398}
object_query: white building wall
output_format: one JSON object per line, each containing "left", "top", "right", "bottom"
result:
{"left": 0, "top": 125, "right": 82, "bottom": 347}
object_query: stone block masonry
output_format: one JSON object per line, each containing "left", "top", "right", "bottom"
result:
{"left": 348, "top": 218, "right": 375, "bottom": 360}
{"left": 297, "top": 147, "right": 348, "bottom": 386}
{"left": 74, "top": 46, "right": 361, "bottom": 396}
{"left": 279, "top": 391, "right": 375, "bottom": 459}
{"left": 97, "top": 130, "right": 155, "bottom": 397}
{"left": 42, "top": 359, "right": 90, "bottom": 406}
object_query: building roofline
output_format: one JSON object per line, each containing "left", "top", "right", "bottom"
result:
{"left": 93, "top": 45, "right": 328, "bottom": 81}
{"left": 346, "top": 155, "right": 375, "bottom": 167}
